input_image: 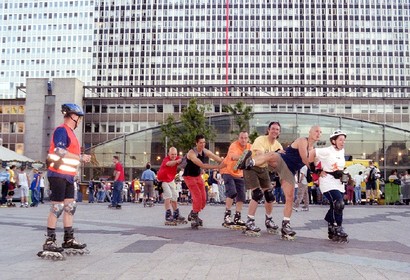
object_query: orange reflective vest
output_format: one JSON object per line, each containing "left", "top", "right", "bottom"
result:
{"left": 47, "top": 124, "right": 81, "bottom": 176}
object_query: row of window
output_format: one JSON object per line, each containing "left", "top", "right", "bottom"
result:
{"left": 0, "top": 105, "right": 24, "bottom": 114}
{"left": 0, "top": 1, "right": 91, "bottom": 9}
{"left": 0, "top": 122, "right": 25, "bottom": 134}
{"left": 84, "top": 122, "right": 158, "bottom": 133}
{"left": 84, "top": 103, "right": 409, "bottom": 115}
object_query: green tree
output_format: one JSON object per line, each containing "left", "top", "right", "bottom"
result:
{"left": 161, "top": 98, "right": 216, "bottom": 153}
{"left": 224, "top": 101, "right": 258, "bottom": 143}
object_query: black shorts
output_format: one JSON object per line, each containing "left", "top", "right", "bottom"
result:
{"left": 366, "top": 181, "right": 376, "bottom": 190}
{"left": 48, "top": 176, "right": 75, "bottom": 201}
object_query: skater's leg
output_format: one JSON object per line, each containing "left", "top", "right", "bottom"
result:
{"left": 263, "top": 188, "right": 275, "bottom": 215}
{"left": 162, "top": 181, "right": 173, "bottom": 211}
{"left": 170, "top": 182, "right": 186, "bottom": 223}
{"left": 302, "top": 185, "right": 310, "bottom": 210}
{"left": 185, "top": 176, "right": 205, "bottom": 225}
{"left": 281, "top": 180, "right": 295, "bottom": 219}
{"left": 261, "top": 188, "right": 278, "bottom": 233}
{"left": 223, "top": 174, "right": 237, "bottom": 211}
{"left": 323, "top": 190, "right": 348, "bottom": 241}
{"left": 247, "top": 188, "right": 262, "bottom": 217}
{"left": 61, "top": 199, "right": 87, "bottom": 249}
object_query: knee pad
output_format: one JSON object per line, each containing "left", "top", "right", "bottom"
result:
{"left": 264, "top": 189, "right": 275, "bottom": 203}
{"left": 64, "top": 201, "right": 77, "bottom": 216}
{"left": 50, "top": 203, "right": 64, "bottom": 218}
{"left": 251, "top": 188, "right": 264, "bottom": 202}
{"left": 334, "top": 199, "right": 344, "bottom": 215}
{"left": 227, "top": 192, "right": 237, "bottom": 200}
{"left": 225, "top": 188, "right": 237, "bottom": 200}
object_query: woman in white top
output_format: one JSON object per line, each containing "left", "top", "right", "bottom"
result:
{"left": 17, "top": 166, "right": 30, "bottom": 207}
{"left": 311, "top": 130, "right": 349, "bottom": 242}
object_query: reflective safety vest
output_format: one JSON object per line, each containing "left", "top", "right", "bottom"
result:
{"left": 47, "top": 124, "right": 81, "bottom": 176}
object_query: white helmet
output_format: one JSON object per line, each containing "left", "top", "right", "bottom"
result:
{"left": 329, "top": 130, "right": 347, "bottom": 141}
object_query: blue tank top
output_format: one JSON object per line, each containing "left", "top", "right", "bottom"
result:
{"left": 183, "top": 149, "right": 206, "bottom": 177}
{"left": 281, "top": 145, "right": 305, "bottom": 175}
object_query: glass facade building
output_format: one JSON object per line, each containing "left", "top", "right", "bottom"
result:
{"left": 85, "top": 112, "right": 410, "bottom": 181}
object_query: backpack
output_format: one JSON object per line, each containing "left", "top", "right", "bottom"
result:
{"left": 178, "top": 147, "right": 198, "bottom": 169}
{"left": 367, "top": 167, "right": 376, "bottom": 182}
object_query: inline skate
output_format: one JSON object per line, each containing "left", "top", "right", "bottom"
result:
{"left": 61, "top": 230, "right": 90, "bottom": 256}
{"left": 188, "top": 210, "right": 203, "bottom": 226}
{"left": 222, "top": 209, "right": 234, "bottom": 228}
{"left": 234, "top": 150, "right": 253, "bottom": 171}
{"left": 265, "top": 215, "right": 279, "bottom": 234}
{"left": 37, "top": 234, "right": 65, "bottom": 261}
{"left": 173, "top": 208, "right": 187, "bottom": 224}
{"left": 165, "top": 209, "right": 177, "bottom": 226}
{"left": 190, "top": 211, "right": 201, "bottom": 229}
{"left": 243, "top": 216, "right": 261, "bottom": 237}
{"left": 281, "top": 220, "right": 296, "bottom": 240}
{"left": 330, "top": 224, "right": 349, "bottom": 243}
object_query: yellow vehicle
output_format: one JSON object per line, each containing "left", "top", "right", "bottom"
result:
{"left": 345, "top": 159, "right": 381, "bottom": 204}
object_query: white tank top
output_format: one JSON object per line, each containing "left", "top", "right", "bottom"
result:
{"left": 18, "top": 172, "right": 29, "bottom": 187}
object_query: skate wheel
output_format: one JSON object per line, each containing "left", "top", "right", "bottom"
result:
{"left": 281, "top": 235, "right": 296, "bottom": 241}
{"left": 243, "top": 230, "right": 261, "bottom": 237}
{"left": 266, "top": 228, "right": 279, "bottom": 235}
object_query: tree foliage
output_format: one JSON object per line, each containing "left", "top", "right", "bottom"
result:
{"left": 224, "top": 101, "right": 258, "bottom": 143}
{"left": 160, "top": 99, "right": 216, "bottom": 153}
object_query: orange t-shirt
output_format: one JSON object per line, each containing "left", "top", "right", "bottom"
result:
{"left": 220, "top": 140, "right": 252, "bottom": 178}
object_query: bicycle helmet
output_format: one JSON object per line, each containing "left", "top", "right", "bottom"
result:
{"left": 329, "top": 129, "right": 347, "bottom": 141}
{"left": 61, "top": 103, "right": 84, "bottom": 117}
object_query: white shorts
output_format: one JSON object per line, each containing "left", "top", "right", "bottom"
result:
{"left": 211, "top": 183, "right": 219, "bottom": 193}
{"left": 20, "top": 185, "right": 29, "bottom": 197}
{"left": 161, "top": 181, "right": 178, "bottom": 201}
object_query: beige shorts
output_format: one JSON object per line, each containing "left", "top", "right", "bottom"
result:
{"left": 161, "top": 181, "right": 178, "bottom": 201}
{"left": 271, "top": 154, "right": 295, "bottom": 187}
{"left": 243, "top": 166, "right": 271, "bottom": 190}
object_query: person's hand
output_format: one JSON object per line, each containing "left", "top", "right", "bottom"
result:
{"left": 218, "top": 162, "right": 227, "bottom": 169}
{"left": 81, "top": 154, "right": 92, "bottom": 163}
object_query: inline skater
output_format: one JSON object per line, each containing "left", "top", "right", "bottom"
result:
{"left": 38, "top": 103, "right": 91, "bottom": 260}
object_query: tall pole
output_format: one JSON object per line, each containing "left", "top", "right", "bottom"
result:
{"left": 225, "top": 0, "right": 229, "bottom": 96}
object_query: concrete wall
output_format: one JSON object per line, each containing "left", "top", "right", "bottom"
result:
{"left": 24, "top": 78, "right": 83, "bottom": 162}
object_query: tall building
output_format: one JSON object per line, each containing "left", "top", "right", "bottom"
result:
{"left": 1, "top": 0, "right": 409, "bottom": 98}
{"left": 0, "top": 1, "right": 409, "bottom": 178}
{"left": 0, "top": 1, "right": 95, "bottom": 98}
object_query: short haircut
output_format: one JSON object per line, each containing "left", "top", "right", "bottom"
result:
{"left": 195, "top": 134, "right": 205, "bottom": 143}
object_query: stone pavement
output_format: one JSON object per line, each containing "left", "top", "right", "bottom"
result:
{"left": 1, "top": 202, "right": 410, "bottom": 280}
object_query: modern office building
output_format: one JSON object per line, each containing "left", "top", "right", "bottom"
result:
{"left": 1, "top": 0, "right": 409, "bottom": 98}
{"left": 0, "top": 1, "right": 409, "bottom": 178}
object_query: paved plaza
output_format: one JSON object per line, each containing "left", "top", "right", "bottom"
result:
{"left": 1, "top": 202, "right": 410, "bottom": 280}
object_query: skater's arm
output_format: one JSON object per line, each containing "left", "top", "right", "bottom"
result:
{"left": 204, "top": 148, "right": 224, "bottom": 163}
{"left": 165, "top": 157, "right": 182, "bottom": 167}
{"left": 187, "top": 149, "right": 225, "bottom": 170}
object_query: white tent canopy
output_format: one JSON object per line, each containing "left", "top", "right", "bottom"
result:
{"left": 0, "top": 146, "right": 36, "bottom": 163}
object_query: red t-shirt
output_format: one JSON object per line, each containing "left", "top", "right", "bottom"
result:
{"left": 115, "top": 162, "right": 125, "bottom": 181}
{"left": 157, "top": 155, "right": 180, "bottom": 183}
